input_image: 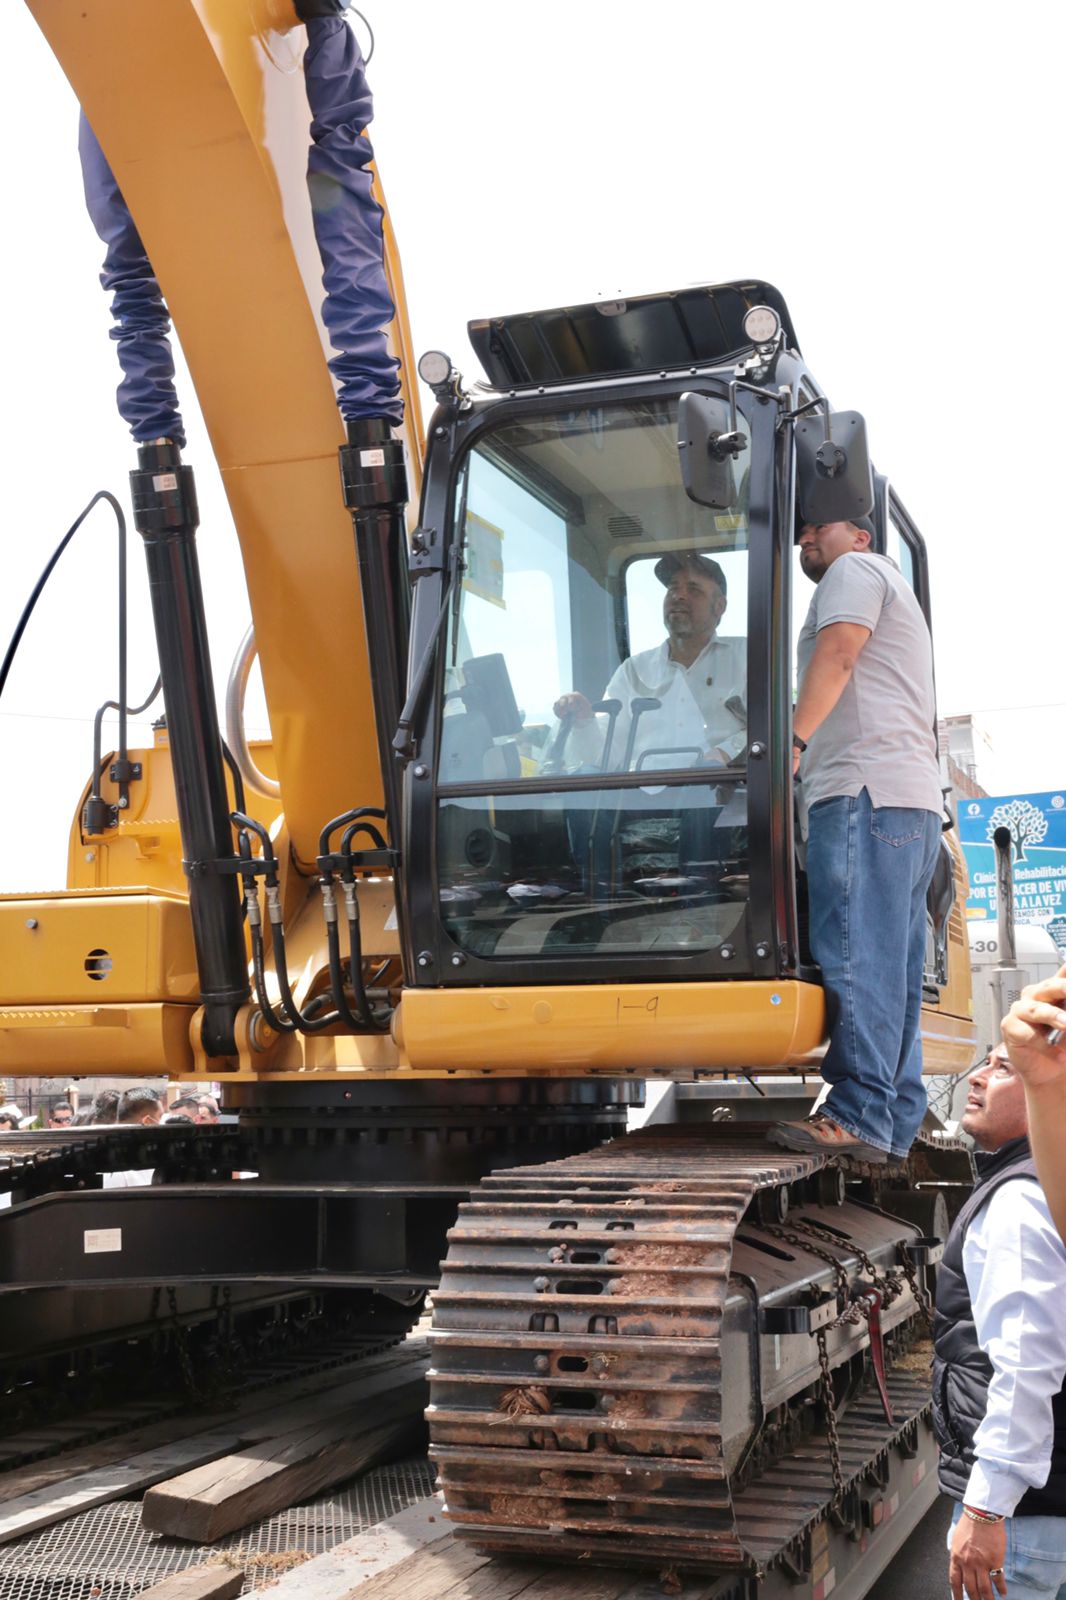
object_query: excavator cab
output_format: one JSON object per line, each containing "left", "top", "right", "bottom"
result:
{"left": 390, "top": 283, "right": 974, "bottom": 1083}
{"left": 402, "top": 286, "right": 818, "bottom": 995}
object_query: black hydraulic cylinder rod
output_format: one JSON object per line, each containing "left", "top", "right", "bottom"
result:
{"left": 993, "top": 825, "right": 1017, "bottom": 965}
{"left": 338, "top": 418, "right": 410, "bottom": 848}
{"left": 129, "top": 442, "right": 249, "bottom": 1056}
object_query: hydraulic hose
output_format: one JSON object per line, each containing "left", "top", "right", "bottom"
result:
{"left": 235, "top": 825, "right": 296, "bottom": 1036}
{"left": 325, "top": 808, "right": 392, "bottom": 1031}
{"left": 0, "top": 491, "right": 126, "bottom": 705}
{"left": 87, "top": 677, "right": 162, "bottom": 828}
{"left": 235, "top": 812, "right": 360, "bottom": 1036}
{"left": 336, "top": 826, "right": 391, "bottom": 1031}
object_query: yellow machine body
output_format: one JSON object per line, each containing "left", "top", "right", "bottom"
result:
{"left": 3, "top": 0, "right": 977, "bottom": 1088}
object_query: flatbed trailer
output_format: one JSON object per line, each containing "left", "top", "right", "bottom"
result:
{"left": 0, "top": 1439, "right": 942, "bottom": 1600}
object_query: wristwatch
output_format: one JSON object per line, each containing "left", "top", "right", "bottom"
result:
{"left": 792, "top": 734, "right": 807, "bottom": 753}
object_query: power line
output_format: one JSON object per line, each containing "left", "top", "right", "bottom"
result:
{"left": 0, "top": 708, "right": 270, "bottom": 737}
{"left": 0, "top": 710, "right": 159, "bottom": 727}
{"left": 944, "top": 701, "right": 1066, "bottom": 717}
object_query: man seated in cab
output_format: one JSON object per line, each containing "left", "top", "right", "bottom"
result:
{"left": 552, "top": 552, "right": 746, "bottom": 773}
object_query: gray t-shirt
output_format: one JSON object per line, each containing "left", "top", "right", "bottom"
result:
{"left": 797, "top": 551, "right": 942, "bottom": 817}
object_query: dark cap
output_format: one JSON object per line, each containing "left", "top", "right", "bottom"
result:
{"left": 653, "top": 551, "right": 727, "bottom": 596}
{"left": 795, "top": 511, "right": 875, "bottom": 542}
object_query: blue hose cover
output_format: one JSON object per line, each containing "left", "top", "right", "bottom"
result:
{"left": 77, "top": 114, "right": 186, "bottom": 447}
{"left": 304, "top": 17, "right": 403, "bottom": 424}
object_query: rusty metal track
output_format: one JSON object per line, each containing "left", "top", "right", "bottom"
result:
{"left": 0, "top": 1125, "right": 245, "bottom": 1198}
{"left": 428, "top": 1127, "right": 931, "bottom": 1576}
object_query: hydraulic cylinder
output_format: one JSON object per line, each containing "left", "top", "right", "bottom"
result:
{"left": 339, "top": 417, "right": 410, "bottom": 842}
{"left": 130, "top": 441, "right": 249, "bottom": 1055}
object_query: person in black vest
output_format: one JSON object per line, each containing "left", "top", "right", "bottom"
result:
{"left": 934, "top": 1043, "right": 1066, "bottom": 1600}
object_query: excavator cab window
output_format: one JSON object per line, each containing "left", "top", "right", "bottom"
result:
{"left": 434, "top": 396, "right": 756, "bottom": 965}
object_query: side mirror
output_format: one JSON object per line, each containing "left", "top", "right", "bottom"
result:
{"left": 677, "top": 392, "right": 745, "bottom": 510}
{"left": 794, "top": 409, "right": 873, "bottom": 526}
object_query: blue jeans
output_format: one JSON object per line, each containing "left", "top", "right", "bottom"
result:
{"left": 806, "top": 787, "right": 941, "bottom": 1156}
{"left": 949, "top": 1503, "right": 1066, "bottom": 1598}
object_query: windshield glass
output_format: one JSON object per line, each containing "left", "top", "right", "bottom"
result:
{"left": 436, "top": 395, "right": 754, "bottom": 964}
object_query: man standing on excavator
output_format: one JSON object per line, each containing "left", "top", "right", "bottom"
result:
{"left": 770, "top": 517, "right": 943, "bottom": 1164}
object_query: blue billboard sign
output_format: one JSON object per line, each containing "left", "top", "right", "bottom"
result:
{"left": 959, "top": 790, "right": 1066, "bottom": 951}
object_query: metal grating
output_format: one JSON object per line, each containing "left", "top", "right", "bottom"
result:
{"left": 0, "top": 1457, "right": 436, "bottom": 1599}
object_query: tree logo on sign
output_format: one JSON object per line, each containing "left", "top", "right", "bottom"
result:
{"left": 986, "top": 799, "right": 1048, "bottom": 863}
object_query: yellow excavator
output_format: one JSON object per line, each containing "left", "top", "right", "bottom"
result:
{"left": 1, "top": 2, "right": 976, "bottom": 1591}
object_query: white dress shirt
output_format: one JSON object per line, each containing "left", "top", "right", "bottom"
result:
{"left": 964, "top": 1176, "right": 1066, "bottom": 1514}
{"left": 564, "top": 635, "right": 747, "bottom": 773}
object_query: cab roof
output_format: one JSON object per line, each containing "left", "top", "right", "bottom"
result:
{"left": 468, "top": 280, "right": 798, "bottom": 390}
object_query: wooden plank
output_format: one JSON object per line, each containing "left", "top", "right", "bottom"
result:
{"left": 614, "top": 1579, "right": 722, "bottom": 1600}
{"left": 445, "top": 1561, "right": 553, "bottom": 1600}
{"left": 132, "top": 1564, "right": 244, "bottom": 1600}
{"left": 142, "top": 1377, "right": 427, "bottom": 1542}
{"left": 338, "top": 1533, "right": 491, "bottom": 1600}
{"left": 339, "top": 1535, "right": 646, "bottom": 1600}
{"left": 266, "top": 1487, "right": 722, "bottom": 1600}
{"left": 144, "top": 1373, "right": 425, "bottom": 1513}
{"left": 0, "top": 1340, "right": 425, "bottom": 1504}
{"left": 0, "top": 1431, "right": 240, "bottom": 1545}
{"left": 237, "top": 1347, "right": 427, "bottom": 1443}
{"left": 518, "top": 1575, "right": 640, "bottom": 1600}
{"left": 269, "top": 1494, "right": 446, "bottom": 1599}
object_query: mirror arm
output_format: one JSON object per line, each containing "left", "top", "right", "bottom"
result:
{"left": 730, "top": 377, "right": 791, "bottom": 410}
{"left": 708, "top": 380, "right": 789, "bottom": 461}
{"left": 780, "top": 393, "right": 833, "bottom": 439}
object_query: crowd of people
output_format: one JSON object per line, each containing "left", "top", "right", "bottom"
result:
{"left": 0, "top": 1087, "right": 220, "bottom": 1132}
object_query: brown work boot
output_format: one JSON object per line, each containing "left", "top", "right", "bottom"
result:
{"left": 767, "top": 1113, "right": 888, "bottom": 1164}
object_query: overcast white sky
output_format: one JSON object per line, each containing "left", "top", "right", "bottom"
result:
{"left": 0, "top": 2, "right": 1061, "bottom": 893}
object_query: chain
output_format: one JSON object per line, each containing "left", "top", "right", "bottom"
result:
{"left": 816, "top": 1327, "right": 846, "bottom": 1507}
{"left": 897, "top": 1244, "right": 936, "bottom": 1335}
{"left": 788, "top": 1217, "right": 905, "bottom": 1307}
{"left": 167, "top": 1286, "right": 201, "bottom": 1399}
{"left": 823, "top": 1292, "right": 877, "bottom": 1333}
{"left": 768, "top": 1220, "right": 882, "bottom": 1510}
{"left": 765, "top": 1224, "right": 851, "bottom": 1307}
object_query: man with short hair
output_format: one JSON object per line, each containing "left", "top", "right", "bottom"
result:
{"left": 170, "top": 1094, "right": 209, "bottom": 1123}
{"left": 934, "top": 1044, "right": 1066, "bottom": 1600}
{"left": 90, "top": 1089, "right": 120, "bottom": 1124}
{"left": 104, "top": 1088, "right": 162, "bottom": 1189}
{"left": 48, "top": 1102, "right": 74, "bottom": 1129}
{"left": 115, "top": 1088, "right": 163, "bottom": 1126}
{"left": 770, "top": 517, "right": 943, "bottom": 1164}
{"left": 553, "top": 552, "right": 746, "bottom": 772}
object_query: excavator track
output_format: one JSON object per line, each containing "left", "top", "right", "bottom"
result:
{"left": 428, "top": 1127, "right": 937, "bottom": 1578}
